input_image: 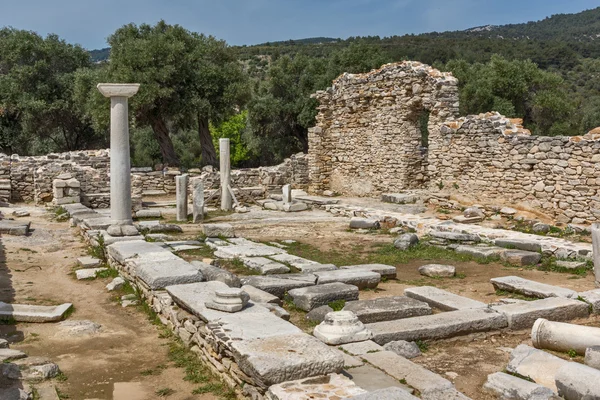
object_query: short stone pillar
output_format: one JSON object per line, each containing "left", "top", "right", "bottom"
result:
{"left": 176, "top": 174, "right": 189, "bottom": 222}
{"left": 593, "top": 223, "right": 600, "bottom": 287}
{"left": 205, "top": 288, "right": 249, "bottom": 313}
{"left": 52, "top": 173, "right": 80, "bottom": 205}
{"left": 282, "top": 184, "right": 292, "bottom": 204}
{"left": 192, "top": 181, "right": 205, "bottom": 223}
{"left": 97, "top": 83, "right": 140, "bottom": 237}
{"left": 313, "top": 311, "right": 373, "bottom": 345}
{"left": 220, "top": 138, "right": 232, "bottom": 211}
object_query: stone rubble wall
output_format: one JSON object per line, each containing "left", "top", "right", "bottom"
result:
{"left": 309, "top": 61, "right": 600, "bottom": 223}
{"left": 0, "top": 151, "right": 309, "bottom": 208}
{"left": 308, "top": 61, "right": 459, "bottom": 196}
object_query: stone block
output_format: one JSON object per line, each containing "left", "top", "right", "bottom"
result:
{"left": 494, "top": 239, "right": 542, "bottom": 253}
{"left": 394, "top": 233, "right": 419, "bottom": 250}
{"left": 367, "top": 308, "right": 507, "bottom": 344}
{"left": 383, "top": 340, "right": 421, "bottom": 359}
{"left": 271, "top": 253, "right": 319, "bottom": 268}
{"left": 483, "top": 372, "right": 556, "bottom": 400}
{"left": 492, "top": 297, "right": 589, "bottom": 329}
{"left": 202, "top": 223, "right": 235, "bottom": 238}
{"left": 0, "top": 220, "right": 30, "bottom": 236}
{"left": 306, "top": 305, "right": 333, "bottom": 323}
{"left": 491, "top": 276, "right": 577, "bottom": 299}
{"left": 261, "top": 303, "right": 290, "bottom": 320}
{"left": 348, "top": 387, "right": 419, "bottom": 400}
{"left": 556, "top": 260, "right": 587, "bottom": 269}
{"left": 75, "top": 267, "right": 107, "bottom": 280}
{"left": 404, "top": 286, "right": 487, "bottom": 311}
{"left": 76, "top": 256, "right": 101, "bottom": 268}
{"left": 314, "top": 269, "right": 380, "bottom": 289}
{"left": 214, "top": 242, "right": 285, "bottom": 259}
{"left": 55, "top": 195, "right": 80, "bottom": 205}
{"left": 452, "top": 215, "right": 483, "bottom": 224}
{"left": 241, "top": 285, "right": 281, "bottom": 305}
{"left": 342, "top": 296, "right": 432, "bottom": 324}
{"left": 555, "top": 362, "right": 600, "bottom": 400}
{"left": 430, "top": 231, "right": 480, "bottom": 242}
{"left": 585, "top": 346, "right": 600, "bottom": 370}
{"left": 349, "top": 217, "right": 380, "bottom": 230}
{"left": 229, "top": 334, "right": 344, "bottom": 389}
{"left": 418, "top": 264, "right": 455, "bottom": 278}
{"left": 131, "top": 258, "right": 204, "bottom": 290}
{"left": 578, "top": 289, "right": 600, "bottom": 313}
{"left": 313, "top": 311, "right": 373, "bottom": 345}
{"left": 455, "top": 245, "right": 506, "bottom": 259}
{"left": 239, "top": 276, "right": 315, "bottom": 298}
{"left": 381, "top": 193, "right": 419, "bottom": 204}
{"left": 340, "top": 264, "right": 397, "bottom": 279}
{"left": 501, "top": 250, "right": 542, "bottom": 266}
{"left": 0, "top": 302, "right": 72, "bottom": 323}
{"left": 287, "top": 282, "right": 359, "bottom": 311}
{"left": 267, "top": 373, "right": 366, "bottom": 400}
{"left": 0, "top": 349, "right": 27, "bottom": 362}
{"left": 240, "top": 257, "right": 290, "bottom": 274}
{"left": 107, "top": 240, "right": 170, "bottom": 264}
{"left": 506, "top": 344, "right": 568, "bottom": 392}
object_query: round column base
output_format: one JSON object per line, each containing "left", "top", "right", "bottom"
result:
{"left": 107, "top": 224, "right": 140, "bottom": 237}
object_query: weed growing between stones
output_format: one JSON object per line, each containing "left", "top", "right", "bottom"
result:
{"left": 415, "top": 340, "right": 429, "bottom": 353}
{"left": 567, "top": 349, "right": 578, "bottom": 358}
{"left": 178, "top": 244, "right": 216, "bottom": 260}
{"left": 494, "top": 289, "right": 537, "bottom": 302}
{"left": 95, "top": 268, "right": 119, "bottom": 279}
{"left": 328, "top": 300, "right": 346, "bottom": 311}
{"left": 88, "top": 234, "right": 106, "bottom": 262}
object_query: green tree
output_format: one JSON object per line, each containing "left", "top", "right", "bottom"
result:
{"left": 0, "top": 28, "right": 95, "bottom": 154}
{"left": 211, "top": 111, "right": 251, "bottom": 167}
{"left": 107, "top": 21, "right": 249, "bottom": 166}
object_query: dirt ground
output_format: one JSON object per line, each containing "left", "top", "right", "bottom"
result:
{"left": 0, "top": 205, "right": 215, "bottom": 400}
{"left": 1, "top": 202, "right": 598, "bottom": 399}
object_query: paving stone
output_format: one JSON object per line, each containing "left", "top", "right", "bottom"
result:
{"left": 349, "top": 217, "right": 380, "bottom": 229}
{"left": 454, "top": 245, "right": 506, "bottom": 258}
{"left": 383, "top": 340, "right": 421, "bottom": 359}
{"left": 340, "top": 340, "right": 384, "bottom": 356}
{"left": 491, "top": 276, "right": 577, "bottom": 299}
{"left": 348, "top": 387, "right": 419, "bottom": 400}
{"left": 556, "top": 260, "right": 587, "bottom": 269}
{"left": 106, "top": 277, "right": 125, "bottom": 291}
{"left": 230, "top": 334, "right": 345, "bottom": 389}
{"left": 214, "top": 243, "right": 286, "bottom": 259}
{"left": 430, "top": 231, "right": 480, "bottom": 242}
{"left": 75, "top": 268, "right": 107, "bottom": 280}
{"left": 360, "top": 351, "right": 457, "bottom": 398}
{"left": 418, "top": 264, "right": 456, "bottom": 278}
{"left": 494, "top": 239, "right": 542, "bottom": 252}
{"left": 266, "top": 373, "right": 365, "bottom": 399}
{"left": 82, "top": 216, "right": 113, "bottom": 230}
{"left": 0, "top": 302, "right": 72, "bottom": 323}
{"left": 342, "top": 296, "right": 432, "bottom": 324}
{"left": 501, "top": 250, "right": 542, "bottom": 266}
{"left": 299, "top": 263, "right": 339, "bottom": 273}
{"left": 345, "top": 364, "right": 415, "bottom": 394}
{"left": 239, "top": 276, "right": 315, "bottom": 298}
{"left": 0, "top": 349, "right": 27, "bottom": 362}
{"left": 287, "top": 282, "right": 359, "bottom": 311}
{"left": 314, "top": 269, "right": 380, "bottom": 289}
{"left": 241, "top": 285, "right": 281, "bottom": 305}
{"left": 202, "top": 223, "right": 235, "bottom": 238}
{"left": 313, "top": 311, "right": 373, "bottom": 345}
{"left": 491, "top": 297, "right": 589, "bottom": 329}
{"left": 131, "top": 257, "right": 204, "bottom": 290}
{"left": 555, "top": 361, "right": 600, "bottom": 400}
{"left": 367, "top": 308, "right": 507, "bottom": 344}
{"left": 340, "top": 264, "right": 397, "bottom": 279}
{"left": 240, "top": 257, "right": 290, "bottom": 274}
{"left": 76, "top": 256, "right": 101, "bottom": 268}
{"left": 404, "top": 286, "right": 487, "bottom": 311}
{"left": 506, "top": 344, "right": 568, "bottom": 392}
{"left": 107, "top": 240, "right": 171, "bottom": 264}
{"left": 0, "top": 220, "right": 30, "bottom": 236}
{"left": 190, "top": 261, "right": 241, "bottom": 287}
{"left": 270, "top": 253, "right": 319, "bottom": 268}
{"left": 483, "top": 372, "right": 556, "bottom": 400}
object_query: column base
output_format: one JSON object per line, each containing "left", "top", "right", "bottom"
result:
{"left": 107, "top": 224, "right": 140, "bottom": 237}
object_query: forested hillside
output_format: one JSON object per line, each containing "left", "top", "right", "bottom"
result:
{"left": 2, "top": 7, "right": 600, "bottom": 168}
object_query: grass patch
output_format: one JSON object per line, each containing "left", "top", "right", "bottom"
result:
{"left": 415, "top": 340, "right": 429, "bottom": 353}
{"left": 88, "top": 234, "right": 107, "bottom": 262}
{"left": 218, "top": 258, "right": 259, "bottom": 276}
{"left": 55, "top": 371, "right": 68, "bottom": 382}
{"left": 328, "top": 300, "right": 346, "bottom": 311}
{"left": 178, "top": 244, "right": 215, "bottom": 259}
{"left": 56, "top": 388, "right": 70, "bottom": 399}
{"left": 567, "top": 349, "right": 578, "bottom": 358}
{"left": 537, "top": 257, "right": 591, "bottom": 276}
{"left": 96, "top": 268, "right": 119, "bottom": 279}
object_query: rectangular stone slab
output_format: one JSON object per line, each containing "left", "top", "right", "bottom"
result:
{"left": 455, "top": 245, "right": 506, "bottom": 259}
{"left": 579, "top": 289, "right": 600, "bottom": 313}
{"left": 490, "top": 276, "right": 577, "bottom": 299}
{"left": 494, "top": 239, "right": 542, "bottom": 253}
{"left": 342, "top": 296, "right": 432, "bottom": 324}
{"left": 132, "top": 258, "right": 204, "bottom": 290}
{"left": 506, "top": 344, "right": 568, "bottom": 392}
{"left": 108, "top": 240, "right": 174, "bottom": 264}
{"left": 287, "top": 282, "right": 359, "bottom": 311}
{"left": 267, "top": 373, "right": 366, "bottom": 400}
{"left": 340, "top": 264, "right": 397, "bottom": 279}
{"left": 404, "top": 286, "right": 487, "bottom": 311}
{"left": 240, "top": 257, "right": 290, "bottom": 274}
{"left": 239, "top": 276, "right": 315, "bottom": 298}
{"left": 0, "top": 220, "right": 30, "bottom": 236}
{"left": 241, "top": 285, "right": 281, "bottom": 305}
{"left": 483, "top": 372, "right": 556, "bottom": 400}
{"left": 367, "top": 309, "right": 507, "bottom": 344}
{"left": 0, "top": 302, "right": 72, "bottom": 323}
{"left": 82, "top": 216, "right": 113, "bottom": 230}
{"left": 230, "top": 334, "right": 344, "bottom": 389}
{"left": 314, "top": 270, "right": 380, "bottom": 289}
{"left": 491, "top": 297, "right": 589, "bottom": 329}
{"left": 213, "top": 243, "right": 286, "bottom": 259}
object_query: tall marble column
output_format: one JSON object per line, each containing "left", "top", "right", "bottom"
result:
{"left": 592, "top": 223, "right": 600, "bottom": 287}
{"left": 97, "top": 83, "right": 140, "bottom": 236}
{"left": 220, "top": 138, "right": 232, "bottom": 211}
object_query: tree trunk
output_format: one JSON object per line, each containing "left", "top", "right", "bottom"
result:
{"left": 149, "top": 116, "right": 180, "bottom": 167}
{"left": 198, "top": 115, "right": 218, "bottom": 167}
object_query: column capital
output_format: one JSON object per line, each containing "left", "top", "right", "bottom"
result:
{"left": 97, "top": 83, "right": 140, "bottom": 98}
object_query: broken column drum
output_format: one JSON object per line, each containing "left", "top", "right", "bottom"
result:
{"left": 532, "top": 318, "right": 600, "bottom": 354}
{"left": 313, "top": 311, "right": 373, "bottom": 345}
{"left": 97, "top": 83, "right": 140, "bottom": 236}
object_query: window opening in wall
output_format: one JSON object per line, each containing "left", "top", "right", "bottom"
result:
{"left": 419, "top": 110, "right": 430, "bottom": 148}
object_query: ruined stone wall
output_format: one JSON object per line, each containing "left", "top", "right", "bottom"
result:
{"left": 428, "top": 113, "right": 600, "bottom": 224}
{"left": 308, "top": 61, "right": 459, "bottom": 196}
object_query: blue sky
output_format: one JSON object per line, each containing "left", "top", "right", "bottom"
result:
{"left": 1, "top": 0, "right": 599, "bottom": 49}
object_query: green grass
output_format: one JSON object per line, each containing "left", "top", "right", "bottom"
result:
{"left": 55, "top": 372, "right": 68, "bottom": 382}
{"left": 219, "top": 258, "right": 260, "bottom": 276}
{"left": 537, "top": 258, "right": 592, "bottom": 276}
{"left": 567, "top": 349, "right": 578, "bottom": 358}
{"left": 415, "top": 340, "right": 429, "bottom": 353}
{"left": 88, "top": 234, "right": 107, "bottom": 262}
{"left": 328, "top": 300, "right": 346, "bottom": 311}
{"left": 178, "top": 244, "right": 215, "bottom": 259}
{"left": 96, "top": 268, "right": 119, "bottom": 279}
